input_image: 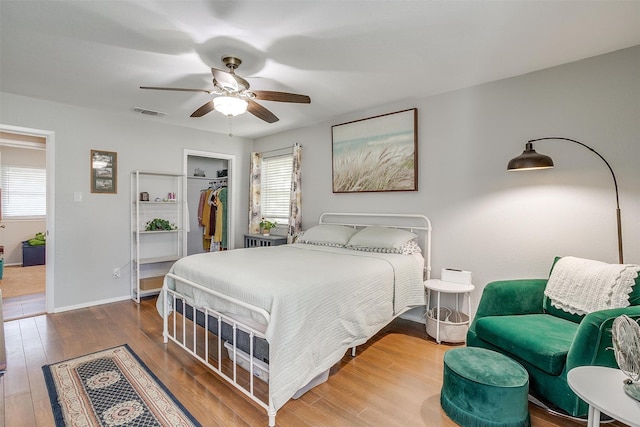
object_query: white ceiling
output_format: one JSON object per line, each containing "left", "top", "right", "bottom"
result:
{"left": 1, "top": 1, "right": 639, "bottom": 139}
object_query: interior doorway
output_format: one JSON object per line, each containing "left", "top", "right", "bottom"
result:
{"left": 0, "top": 125, "right": 54, "bottom": 320}
{"left": 184, "top": 149, "right": 237, "bottom": 255}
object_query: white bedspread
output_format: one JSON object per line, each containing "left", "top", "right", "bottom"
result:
{"left": 157, "top": 243, "right": 425, "bottom": 410}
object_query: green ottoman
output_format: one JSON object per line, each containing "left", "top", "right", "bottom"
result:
{"left": 441, "top": 347, "right": 530, "bottom": 427}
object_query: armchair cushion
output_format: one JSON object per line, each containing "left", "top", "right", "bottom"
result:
{"left": 475, "top": 314, "right": 579, "bottom": 376}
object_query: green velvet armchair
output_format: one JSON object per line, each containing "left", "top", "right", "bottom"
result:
{"left": 467, "top": 273, "right": 640, "bottom": 418}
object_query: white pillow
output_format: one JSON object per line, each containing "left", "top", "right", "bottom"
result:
{"left": 400, "top": 239, "right": 422, "bottom": 255}
{"left": 346, "top": 239, "right": 422, "bottom": 255}
{"left": 297, "top": 224, "right": 358, "bottom": 247}
{"left": 346, "top": 226, "right": 417, "bottom": 249}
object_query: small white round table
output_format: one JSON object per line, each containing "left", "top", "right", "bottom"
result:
{"left": 567, "top": 366, "right": 640, "bottom": 427}
{"left": 424, "top": 279, "right": 474, "bottom": 344}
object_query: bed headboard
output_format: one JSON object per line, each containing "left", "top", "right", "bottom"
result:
{"left": 318, "top": 212, "right": 432, "bottom": 280}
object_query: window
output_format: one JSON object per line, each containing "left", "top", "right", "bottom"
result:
{"left": 1, "top": 165, "right": 47, "bottom": 218}
{"left": 260, "top": 154, "right": 293, "bottom": 224}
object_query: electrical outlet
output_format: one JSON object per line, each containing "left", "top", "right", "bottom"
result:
{"left": 112, "top": 268, "right": 121, "bottom": 279}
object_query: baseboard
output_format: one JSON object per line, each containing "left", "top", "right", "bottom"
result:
{"left": 3, "top": 263, "right": 22, "bottom": 267}
{"left": 52, "top": 294, "right": 132, "bottom": 313}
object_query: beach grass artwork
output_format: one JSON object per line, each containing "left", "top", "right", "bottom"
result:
{"left": 332, "top": 108, "right": 417, "bottom": 193}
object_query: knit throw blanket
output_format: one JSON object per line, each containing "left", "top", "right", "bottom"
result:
{"left": 544, "top": 256, "right": 640, "bottom": 315}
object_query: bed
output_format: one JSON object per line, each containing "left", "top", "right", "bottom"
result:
{"left": 157, "top": 212, "right": 432, "bottom": 426}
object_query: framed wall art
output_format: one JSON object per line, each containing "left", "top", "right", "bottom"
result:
{"left": 90, "top": 149, "right": 117, "bottom": 194}
{"left": 331, "top": 108, "right": 418, "bottom": 193}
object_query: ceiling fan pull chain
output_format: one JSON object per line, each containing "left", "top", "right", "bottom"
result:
{"left": 228, "top": 117, "right": 233, "bottom": 137}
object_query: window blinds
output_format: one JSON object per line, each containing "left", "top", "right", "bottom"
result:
{"left": 1, "top": 165, "right": 46, "bottom": 217}
{"left": 261, "top": 154, "right": 293, "bottom": 222}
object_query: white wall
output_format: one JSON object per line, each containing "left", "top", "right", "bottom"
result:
{"left": 255, "top": 46, "right": 640, "bottom": 307}
{"left": 0, "top": 93, "right": 252, "bottom": 310}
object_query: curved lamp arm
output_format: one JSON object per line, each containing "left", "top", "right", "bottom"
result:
{"left": 509, "top": 136, "right": 623, "bottom": 264}
{"left": 528, "top": 137, "right": 620, "bottom": 210}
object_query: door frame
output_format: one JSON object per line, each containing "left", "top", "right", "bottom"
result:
{"left": 0, "top": 123, "right": 55, "bottom": 313}
{"left": 183, "top": 149, "right": 237, "bottom": 250}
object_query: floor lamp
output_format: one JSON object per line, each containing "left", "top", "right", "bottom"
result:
{"left": 507, "top": 137, "right": 624, "bottom": 264}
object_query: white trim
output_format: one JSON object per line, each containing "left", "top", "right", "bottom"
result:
{"left": 0, "top": 140, "right": 46, "bottom": 150}
{"left": 52, "top": 294, "right": 131, "bottom": 313}
{"left": 183, "top": 149, "right": 236, "bottom": 249}
{"left": 0, "top": 123, "right": 55, "bottom": 313}
{"left": 0, "top": 218, "right": 45, "bottom": 223}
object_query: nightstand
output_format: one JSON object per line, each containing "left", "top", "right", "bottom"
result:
{"left": 424, "top": 279, "right": 474, "bottom": 344}
{"left": 244, "top": 234, "right": 287, "bottom": 248}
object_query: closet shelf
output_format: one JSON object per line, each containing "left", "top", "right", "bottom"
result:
{"left": 188, "top": 176, "right": 227, "bottom": 181}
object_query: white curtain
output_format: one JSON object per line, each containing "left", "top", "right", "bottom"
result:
{"left": 287, "top": 143, "right": 302, "bottom": 243}
{"left": 249, "top": 145, "right": 302, "bottom": 241}
{"left": 248, "top": 151, "right": 262, "bottom": 234}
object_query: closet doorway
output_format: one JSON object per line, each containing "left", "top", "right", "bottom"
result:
{"left": 184, "top": 150, "right": 236, "bottom": 255}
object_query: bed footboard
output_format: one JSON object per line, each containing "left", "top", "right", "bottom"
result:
{"left": 162, "top": 279, "right": 277, "bottom": 426}
{"left": 172, "top": 297, "right": 270, "bottom": 364}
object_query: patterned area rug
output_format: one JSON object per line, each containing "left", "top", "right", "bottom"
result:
{"left": 42, "top": 344, "right": 201, "bottom": 427}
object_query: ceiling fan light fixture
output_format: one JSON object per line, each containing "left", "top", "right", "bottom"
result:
{"left": 213, "top": 96, "right": 248, "bottom": 117}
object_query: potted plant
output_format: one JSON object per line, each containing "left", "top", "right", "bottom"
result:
{"left": 259, "top": 218, "right": 277, "bottom": 236}
{"left": 145, "top": 218, "right": 177, "bottom": 231}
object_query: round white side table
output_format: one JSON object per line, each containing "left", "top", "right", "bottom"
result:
{"left": 424, "top": 279, "right": 474, "bottom": 344}
{"left": 568, "top": 366, "right": 640, "bottom": 427}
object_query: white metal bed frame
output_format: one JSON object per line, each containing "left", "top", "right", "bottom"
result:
{"left": 162, "top": 213, "right": 432, "bottom": 426}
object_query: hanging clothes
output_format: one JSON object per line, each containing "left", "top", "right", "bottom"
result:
{"left": 212, "top": 188, "right": 223, "bottom": 244}
{"left": 200, "top": 188, "right": 213, "bottom": 251}
{"left": 198, "top": 181, "right": 227, "bottom": 251}
{"left": 218, "top": 187, "right": 228, "bottom": 249}
{"left": 208, "top": 188, "right": 217, "bottom": 242}
{"left": 212, "top": 187, "right": 228, "bottom": 249}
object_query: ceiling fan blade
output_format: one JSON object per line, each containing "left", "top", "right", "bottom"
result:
{"left": 140, "top": 86, "right": 211, "bottom": 94}
{"left": 248, "top": 99, "right": 279, "bottom": 123}
{"left": 190, "top": 101, "right": 215, "bottom": 117}
{"left": 252, "top": 90, "right": 311, "bottom": 104}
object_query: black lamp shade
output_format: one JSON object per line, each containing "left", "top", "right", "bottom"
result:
{"left": 507, "top": 142, "right": 554, "bottom": 171}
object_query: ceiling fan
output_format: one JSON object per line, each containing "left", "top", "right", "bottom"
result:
{"left": 140, "top": 56, "right": 310, "bottom": 123}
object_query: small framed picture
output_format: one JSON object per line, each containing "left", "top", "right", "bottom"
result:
{"left": 91, "top": 150, "right": 117, "bottom": 194}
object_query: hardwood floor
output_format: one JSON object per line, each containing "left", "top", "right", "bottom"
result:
{"left": 1, "top": 264, "right": 47, "bottom": 321}
{"left": 2, "top": 292, "right": 45, "bottom": 321}
{"left": 4, "top": 297, "right": 627, "bottom": 426}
